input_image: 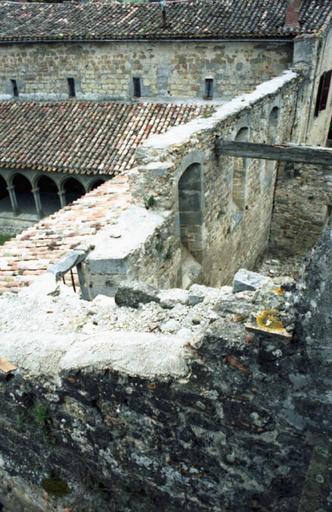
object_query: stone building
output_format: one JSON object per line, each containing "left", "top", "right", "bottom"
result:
{"left": 0, "top": 1, "right": 332, "bottom": 510}
{"left": 0, "top": 0, "right": 331, "bottom": 293}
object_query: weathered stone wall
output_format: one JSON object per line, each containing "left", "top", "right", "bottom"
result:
{"left": 84, "top": 207, "right": 182, "bottom": 298}
{"left": 0, "top": 40, "right": 293, "bottom": 101}
{"left": 298, "top": 26, "right": 332, "bottom": 146}
{"left": 269, "top": 162, "right": 332, "bottom": 256}
{"left": 130, "top": 72, "right": 302, "bottom": 286}
{"left": 0, "top": 250, "right": 332, "bottom": 512}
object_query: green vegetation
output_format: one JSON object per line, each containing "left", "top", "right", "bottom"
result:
{"left": 33, "top": 403, "right": 49, "bottom": 428}
{"left": 0, "top": 234, "right": 12, "bottom": 245}
{"left": 164, "top": 245, "right": 173, "bottom": 261}
{"left": 144, "top": 195, "right": 156, "bottom": 209}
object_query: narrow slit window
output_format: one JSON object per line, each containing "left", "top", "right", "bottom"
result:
{"left": 11, "top": 79, "right": 18, "bottom": 98}
{"left": 204, "top": 78, "right": 214, "bottom": 100}
{"left": 314, "top": 70, "right": 332, "bottom": 117}
{"left": 133, "top": 77, "right": 141, "bottom": 98}
{"left": 67, "top": 77, "right": 76, "bottom": 98}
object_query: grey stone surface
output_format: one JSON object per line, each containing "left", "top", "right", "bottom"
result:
{"left": 233, "top": 268, "right": 270, "bottom": 292}
{"left": 0, "top": 241, "right": 332, "bottom": 511}
{"left": 114, "top": 281, "right": 160, "bottom": 308}
{"left": 48, "top": 250, "right": 87, "bottom": 280}
{"left": 158, "top": 288, "right": 189, "bottom": 309}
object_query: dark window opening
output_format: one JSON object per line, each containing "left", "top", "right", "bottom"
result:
{"left": 11, "top": 79, "right": 18, "bottom": 98}
{"left": 67, "top": 77, "right": 76, "bottom": 98}
{"left": 314, "top": 70, "right": 331, "bottom": 117}
{"left": 133, "top": 77, "right": 141, "bottom": 98}
{"left": 204, "top": 78, "right": 214, "bottom": 100}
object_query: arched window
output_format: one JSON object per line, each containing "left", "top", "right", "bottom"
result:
{"left": 268, "top": 107, "right": 279, "bottom": 144}
{"left": 265, "top": 107, "right": 279, "bottom": 187}
{"left": 38, "top": 175, "right": 60, "bottom": 216}
{"left": 89, "top": 179, "right": 105, "bottom": 192}
{"left": 232, "top": 127, "right": 249, "bottom": 211}
{"left": 13, "top": 174, "right": 36, "bottom": 214}
{"left": 63, "top": 178, "right": 85, "bottom": 205}
{"left": 0, "top": 176, "right": 10, "bottom": 212}
{"left": 178, "top": 163, "right": 203, "bottom": 263}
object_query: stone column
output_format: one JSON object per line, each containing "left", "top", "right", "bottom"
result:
{"left": 7, "top": 185, "right": 18, "bottom": 216}
{"left": 58, "top": 189, "right": 66, "bottom": 208}
{"left": 31, "top": 187, "right": 42, "bottom": 219}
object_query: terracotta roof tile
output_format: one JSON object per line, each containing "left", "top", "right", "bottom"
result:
{"left": 0, "top": 176, "right": 131, "bottom": 293}
{"left": 0, "top": 0, "right": 330, "bottom": 42}
{"left": 0, "top": 101, "right": 214, "bottom": 176}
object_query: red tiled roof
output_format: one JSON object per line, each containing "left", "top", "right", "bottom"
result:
{"left": 0, "top": 101, "right": 213, "bottom": 176}
{"left": 0, "top": 0, "right": 330, "bottom": 42}
{"left": 0, "top": 175, "right": 131, "bottom": 293}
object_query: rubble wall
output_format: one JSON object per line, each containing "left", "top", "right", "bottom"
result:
{"left": 0, "top": 40, "right": 292, "bottom": 101}
{"left": 130, "top": 72, "right": 303, "bottom": 286}
{"left": 269, "top": 162, "right": 332, "bottom": 256}
{"left": 0, "top": 252, "right": 332, "bottom": 511}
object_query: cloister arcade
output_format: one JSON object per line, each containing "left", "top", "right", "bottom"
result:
{"left": 0, "top": 170, "right": 107, "bottom": 220}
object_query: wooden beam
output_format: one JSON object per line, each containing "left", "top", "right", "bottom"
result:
{"left": 216, "top": 139, "right": 332, "bottom": 167}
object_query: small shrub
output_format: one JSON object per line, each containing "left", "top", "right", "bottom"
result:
{"left": 144, "top": 195, "right": 156, "bottom": 209}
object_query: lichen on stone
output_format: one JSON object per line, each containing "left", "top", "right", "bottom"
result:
{"left": 256, "top": 309, "right": 285, "bottom": 332}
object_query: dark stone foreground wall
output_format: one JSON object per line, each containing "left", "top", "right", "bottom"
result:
{"left": 0, "top": 333, "right": 329, "bottom": 511}
{"left": 1, "top": 224, "right": 332, "bottom": 511}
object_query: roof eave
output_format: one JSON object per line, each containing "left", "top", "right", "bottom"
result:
{"left": 0, "top": 36, "right": 296, "bottom": 45}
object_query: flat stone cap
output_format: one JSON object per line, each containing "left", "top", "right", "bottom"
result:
{"left": 233, "top": 268, "right": 270, "bottom": 293}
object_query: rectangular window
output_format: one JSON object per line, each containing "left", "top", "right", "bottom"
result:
{"left": 314, "top": 70, "right": 332, "bottom": 117}
{"left": 11, "top": 79, "right": 18, "bottom": 98}
{"left": 67, "top": 77, "right": 76, "bottom": 98}
{"left": 204, "top": 78, "right": 214, "bottom": 100}
{"left": 133, "top": 77, "right": 141, "bottom": 98}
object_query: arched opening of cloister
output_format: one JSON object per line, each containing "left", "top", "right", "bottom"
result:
{"left": 232, "top": 127, "right": 249, "bottom": 211}
{"left": 89, "top": 179, "right": 105, "bottom": 192}
{"left": 13, "top": 174, "right": 36, "bottom": 214}
{"left": 0, "top": 176, "right": 11, "bottom": 212}
{"left": 178, "top": 163, "right": 203, "bottom": 263}
{"left": 63, "top": 178, "right": 85, "bottom": 205}
{"left": 38, "top": 175, "right": 60, "bottom": 216}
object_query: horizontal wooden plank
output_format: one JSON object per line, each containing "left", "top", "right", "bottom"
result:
{"left": 216, "top": 139, "right": 332, "bottom": 166}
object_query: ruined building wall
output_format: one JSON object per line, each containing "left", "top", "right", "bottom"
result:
{"left": 1, "top": 231, "right": 332, "bottom": 512}
{"left": 0, "top": 40, "right": 293, "bottom": 101}
{"left": 130, "top": 72, "right": 302, "bottom": 287}
{"left": 269, "top": 28, "right": 332, "bottom": 257}
{"left": 269, "top": 162, "right": 332, "bottom": 256}
{"left": 301, "top": 26, "right": 332, "bottom": 145}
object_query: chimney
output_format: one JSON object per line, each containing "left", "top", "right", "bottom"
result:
{"left": 285, "top": 0, "right": 301, "bottom": 29}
